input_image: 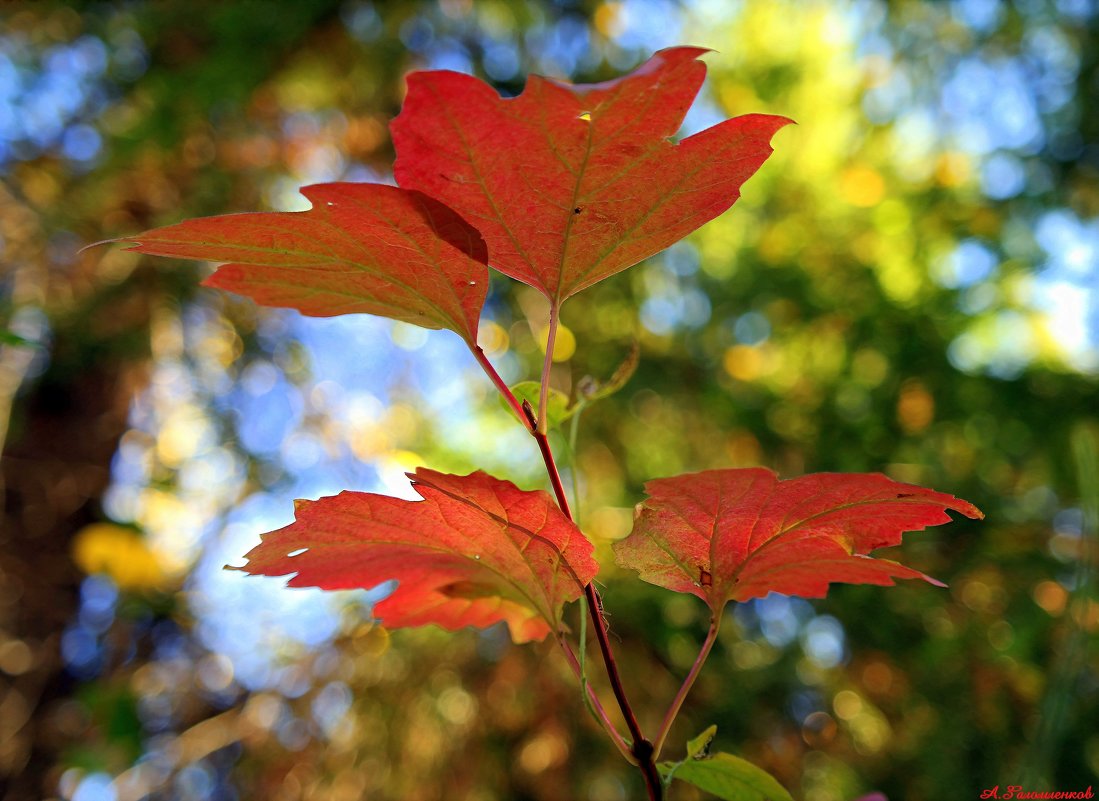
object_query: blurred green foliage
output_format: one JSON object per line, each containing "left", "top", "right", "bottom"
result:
{"left": 0, "top": 2, "right": 1096, "bottom": 801}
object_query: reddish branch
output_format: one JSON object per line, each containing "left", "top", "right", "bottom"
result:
{"left": 473, "top": 346, "right": 664, "bottom": 800}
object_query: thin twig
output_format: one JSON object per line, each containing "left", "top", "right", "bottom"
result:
{"left": 653, "top": 614, "right": 722, "bottom": 758}
{"left": 533, "top": 427, "right": 662, "bottom": 798}
{"left": 557, "top": 627, "right": 636, "bottom": 763}
{"left": 472, "top": 340, "right": 663, "bottom": 800}
{"left": 566, "top": 403, "right": 585, "bottom": 520}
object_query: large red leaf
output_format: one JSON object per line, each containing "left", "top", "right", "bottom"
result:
{"left": 614, "top": 468, "right": 982, "bottom": 611}
{"left": 115, "top": 183, "right": 489, "bottom": 344}
{"left": 392, "top": 46, "right": 792, "bottom": 302}
{"left": 232, "top": 468, "right": 599, "bottom": 643}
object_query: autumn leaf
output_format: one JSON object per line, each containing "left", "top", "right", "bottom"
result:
{"left": 614, "top": 468, "right": 982, "bottom": 611}
{"left": 113, "top": 183, "right": 489, "bottom": 344}
{"left": 392, "top": 46, "right": 791, "bottom": 303}
{"left": 231, "top": 468, "right": 599, "bottom": 643}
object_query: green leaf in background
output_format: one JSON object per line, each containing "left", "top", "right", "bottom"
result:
{"left": 506, "top": 381, "right": 571, "bottom": 430}
{"left": 659, "top": 751, "right": 794, "bottom": 801}
{"left": 686, "top": 724, "right": 718, "bottom": 760}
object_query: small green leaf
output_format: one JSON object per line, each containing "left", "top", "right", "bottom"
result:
{"left": 0, "top": 330, "right": 36, "bottom": 348}
{"left": 686, "top": 724, "right": 718, "bottom": 760}
{"left": 505, "top": 381, "right": 571, "bottom": 430}
{"left": 577, "top": 340, "right": 639, "bottom": 403}
{"left": 659, "top": 752, "right": 793, "bottom": 801}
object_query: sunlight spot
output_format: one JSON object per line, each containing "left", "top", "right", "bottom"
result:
{"left": 839, "top": 165, "right": 885, "bottom": 207}
{"left": 536, "top": 323, "right": 576, "bottom": 362}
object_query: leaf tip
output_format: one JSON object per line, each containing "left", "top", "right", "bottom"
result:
{"left": 77, "top": 236, "right": 132, "bottom": 256}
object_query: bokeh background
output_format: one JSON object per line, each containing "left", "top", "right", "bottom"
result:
{"left": 1, "top": 1, "right": 1097, "bottom": 800}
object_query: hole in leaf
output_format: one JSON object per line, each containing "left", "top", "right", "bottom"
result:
{"left": 287, "top": 548, "right": 308, "bottom": 558}
{"left": 577, "top": 111, "right": 591, "bottom": 121}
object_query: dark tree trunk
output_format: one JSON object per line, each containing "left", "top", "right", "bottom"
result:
{"left": 0, "top": 270, "right": 156, "bottom": 801}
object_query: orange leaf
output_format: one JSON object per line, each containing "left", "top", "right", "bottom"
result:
{"left": 116, "top": 183, "right": 489, "bottom": 344}
{"left": 232, "top": 469, "right": 598, "bottom": 643}
{"left": 392, "top": 46, "right": 791, "bottom": 302}
{"left": 614, "top": 468, "right": 982, "bottom": 610}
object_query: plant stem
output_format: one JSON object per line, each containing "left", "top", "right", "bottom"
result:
{"left": 533, "top": 428, "right": 662, "bottom": 800}
{"left": 566, "top": 404, "right": 584, "bottom": 519}
{"left": 471, "top": 344, "right": 533, "bottom": 432}
{"left": 653, "top": 615, "right": 721, "bottom": 758}
{"left": 473, "top": 343, "right": 664, "bottom": 800}
{"left": 537, "top": 304, "right": 560, "bottom": 434}
{"left": 557, "top": 627, "right": 636, "bottom": 763}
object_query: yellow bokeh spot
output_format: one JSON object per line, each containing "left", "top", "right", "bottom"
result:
{"left": 156, "top": 408, "right": 208, "bottom": 468}
{"left": 477, "top": 320, "right": 509, "bottom": 356}
{"left": 350, "top": 423, "right": 390, "bottom": 461}
{"left": 873, "top": 199, "right": 910, "bottom": 235}
{"left": 1033, "top": 580, "right": 1067, "bottom": 615}
{"left": 593, "top": 2, "right": 622, "bottom": 37}
{"left": 718, "top": 83, "right": 761, "bottom": 114}
{"left": 382, "top": 449, "right": 423, "bottom": 472}
{"left": 588, "top": 506, "right": 632, "bottom": 540}
{"left": 851, "top": 347, "right": 889, "bottom": 387}
{"left": 537, "top": 323, "right": 576, "bottom": 363}
{"left": 1072, "top": 598, "right": 1099, "bottom": 632}
{"left": 723, "top": 345, "right": 763, "bottom": 381}
{"left": 875, "top": 256, "right": 921, "bottom": 304}
{"left": 518, "top": 731, "right": 568, "bottom": 774}
{"left": 897, "top": 379, "right": 934, "bottom": 433}
{"left": 72, "top": 523, "right": 167, "bottom": 591}
{"left": 833, "top": 689, "right": 863, "bottom": 721}
{"left": 840, "top": 166, "right": 886, "bottom": 207}
{"left": 935, "top": 151, "right": 972, "bottom": 187}
{"left": 726, "top": 431, "right": 762, "bottom": 466}
{"left": 356, "top": 625, "right": 390, "bottom": 657}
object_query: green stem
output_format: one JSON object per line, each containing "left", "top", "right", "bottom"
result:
{"left": 653, "top": 614, "right": 721, "bottom": 758}
{"left": 567, "top": 404, "right": 584, "bottom": 520}
{"left": 537, "top": 305, "right": 560, "bottom": 435}
{"left": 558, "top": 608, "right": 635, "bottom": 763}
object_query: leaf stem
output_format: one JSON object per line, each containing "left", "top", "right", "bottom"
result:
{"left": 566, "top": 404, "right": 585, "bottom": 519}
{"left": 556, "top": 626, "right": 636, "bottom": 763}
{"left": 537, "top": 305, "right": 560, "bottom": 435}
{"left": 470, "top": 344, "right": 533, "bottom": 432}
{"left": 533, "top": 427, "right": 662, "bottom": 800}
{"left": 653, "top": 614, "right": 721, "bottom": 758}
{"left": 473, "top": 341, "right": 663, "bottom": 800}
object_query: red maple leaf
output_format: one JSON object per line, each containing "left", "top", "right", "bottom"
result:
{"left": 614, "top": 468, "right": 982, "bottom": 610}
{"left": 112, "top": 183, "right": 489, "bottom": 344}
{"left": 392, "top": 46, "right": 792, "bottom": 302}
{"left": 231, "top": 469, "right": 599, "bottom": 643}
